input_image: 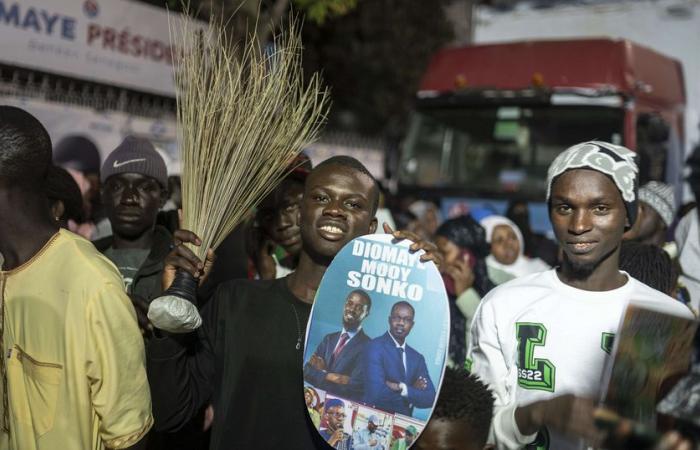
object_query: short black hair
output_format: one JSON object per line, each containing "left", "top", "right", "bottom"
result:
{"left": 347, "top": 289, "right": 372, "bottom": 311}
{"left": 314, "top": 155, "right": 380, "bottom": 215}
{"left": 390, "top": 301, "right": 415, "bottom": 317}
{"left": 45, "top": 165, "right": 83, "bottom": 222}
{"left": 0, "top": 106, "right": 52, "bottom": 187}
{"left": 432, "top": 367, "right": 494, "bottom": 447}
{"left": 619, "top": 240, "right": 678, "bottom": 295}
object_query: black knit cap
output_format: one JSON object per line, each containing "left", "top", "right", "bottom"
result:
{"left": 101, "top": 136, "right": 167, "bottom": 187}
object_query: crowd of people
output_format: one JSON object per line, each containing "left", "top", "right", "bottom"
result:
{"left": 1, "top": 104, "right": 700, "bottom": 450}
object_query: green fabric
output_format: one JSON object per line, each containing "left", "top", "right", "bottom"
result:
{"left": 488, "top": 265, "right": 515, "bottom": 285}
{"left": 308, "top": 408, "right": 320, "bottom": 429}
{"left": 464, "top": 357, "right": 473, "bottom": 372}
{"left": 390, "top": 439, "right": 408, "bottom": 450}
{"left": 103, "top": 247, "right": 150, "bottom": 293}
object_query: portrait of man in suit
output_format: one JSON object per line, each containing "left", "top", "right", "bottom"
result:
{"left": 363, "top": 301, "right": 436, "bottom": 417}
{"left": 304, "top": 289, "right": 372, "bottom": 401}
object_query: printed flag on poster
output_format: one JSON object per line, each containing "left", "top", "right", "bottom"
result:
{"left": 303, "top": 234, "right": 450, "bottom": 449}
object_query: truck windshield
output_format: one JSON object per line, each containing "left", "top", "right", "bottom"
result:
{"left": 399, "top": 105, "right": 624, "bottom": 198}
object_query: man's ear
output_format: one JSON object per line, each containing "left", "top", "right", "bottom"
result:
{"left": 369, "top": 217, "right": 378, "bottom": 234}
{"left": 51, "top": 200, "right": 65, "bottom": 222}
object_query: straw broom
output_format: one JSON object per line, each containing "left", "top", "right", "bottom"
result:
{"left": 148, "top": 13, "right": 329, "bottom": 333}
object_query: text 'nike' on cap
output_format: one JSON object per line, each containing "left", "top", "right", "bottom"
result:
{"left": 101, "top": 135, "right": 168, "bottom": 187}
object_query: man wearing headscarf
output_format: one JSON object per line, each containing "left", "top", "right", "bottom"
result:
{"left": 624, "top": 181, "right": 677, "bottom": 251}
{"left": 467, "top": 141, "right": 693, "bottom": 450}
{"left": 480, "top": 215, "right": 550, "bottom": 279}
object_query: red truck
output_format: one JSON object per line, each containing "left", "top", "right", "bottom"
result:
{"left": 397, "top": 38, "right": 686, "bottom": 232}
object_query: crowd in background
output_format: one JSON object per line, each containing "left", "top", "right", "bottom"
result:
{"left": 2, "top": 104, "right": 700, "bottom": 450}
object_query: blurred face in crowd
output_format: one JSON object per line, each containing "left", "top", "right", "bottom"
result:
{"left": 421, "top": 207, "right": 440, "bottom": 238}
{"left": 258, "top": 178, "right": 305, "bottom": 255}
{"left": 549, "top": 169, "right": 626, "bottom": 277}
{"left": 300, "top": 164, "right": 378, "bottom": 262}
{"left": 490, "top": 224, "right": 519, "bottom": 265}
{"left": 624, "top": 201, "right": 665, "bottom": 244}
{"left": 405, "top": 430, "right": 416, "bottom": 445}
{"left": 435, "top": 236, "right": 460, "bottom": 265}
{"left": 102, "top": 173, "right": 166, "bottom": 241}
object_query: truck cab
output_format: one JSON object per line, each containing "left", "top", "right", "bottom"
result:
{"left": 397, "top": 39, "right": 686, "bottom": 233}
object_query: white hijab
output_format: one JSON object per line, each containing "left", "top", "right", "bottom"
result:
{"left": 480, "top": 215, "right": 550, "bottom": 278}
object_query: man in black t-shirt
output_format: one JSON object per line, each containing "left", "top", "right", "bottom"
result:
{"left": 147, "top": 156, "right": 441, "bottom": 449}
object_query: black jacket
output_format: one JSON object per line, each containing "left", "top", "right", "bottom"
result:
{"left": 93, "top": 225, "right": 172, "bottom": 302}
{"left": 147, "top": 277, "right": 330, "bottom": 450}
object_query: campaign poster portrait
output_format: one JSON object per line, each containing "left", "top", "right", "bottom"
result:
{"left": 303, "top": 234, "right": 450, "bottom": 448}
{"left": 390, "top": 415, "right": 424, "bottom": 450}
{"left": 351, "top": 405, "right": 393, "bottom": 449}
{"left": 317, "top": 396, "right": 356, "bottom": 450}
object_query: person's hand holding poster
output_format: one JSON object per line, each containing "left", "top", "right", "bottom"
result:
{"left": 303, "top": 234, "right": 450, "bottom": 448}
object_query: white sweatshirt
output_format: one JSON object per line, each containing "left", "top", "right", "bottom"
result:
{"left": 467, "top": 269, "right": 694, "bottom": 450}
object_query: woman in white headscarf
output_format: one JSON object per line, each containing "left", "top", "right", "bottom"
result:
{"left": 480, "top": 215, "right": 550, "bottom": 278}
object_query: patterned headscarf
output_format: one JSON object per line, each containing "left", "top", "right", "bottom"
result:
{"left": 639, "top": 181, "right": 675, "bottom": 227}
{"left": 546, "top": 141, "right": 639, "bottom": 227}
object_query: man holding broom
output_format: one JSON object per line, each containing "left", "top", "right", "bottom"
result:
{"left": 146, "top": 156, "right": 441, "bottom": 449}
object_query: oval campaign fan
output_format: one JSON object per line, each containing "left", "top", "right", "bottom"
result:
{"left": 303, "top": 234, "right": 450, "bottom": 449}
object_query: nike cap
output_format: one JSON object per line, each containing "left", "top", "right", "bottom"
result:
{"left": 101, "top": 135, "right": 167, "bottom": 187}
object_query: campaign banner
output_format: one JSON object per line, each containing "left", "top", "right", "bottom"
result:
{"left": 0, "top": 96, "right": 180, "bottom": 172}
{"left": 303, "top": 234, "right": 450, "bottom": 448}
{"left": 0, "top": 0, "right": 192, "bottom": 96}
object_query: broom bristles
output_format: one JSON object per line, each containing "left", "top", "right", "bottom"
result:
{"left": 170, "top": 12, "right": 329, "bottom": 260}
